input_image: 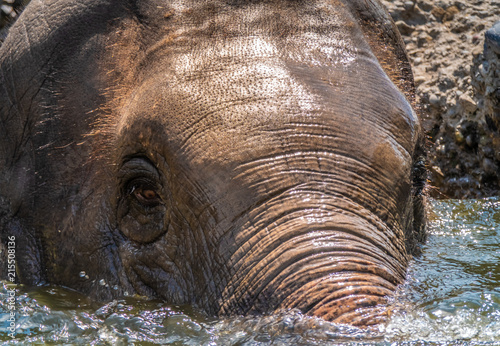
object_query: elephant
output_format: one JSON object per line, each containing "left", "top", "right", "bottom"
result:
{"left": 0, "top": 0, "right": 426, "bottom": 327}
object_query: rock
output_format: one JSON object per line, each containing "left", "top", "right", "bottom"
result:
{"left": 431, "top": 165, "right": 444, "bottom": 177}
{"left": 486, "top": 86, "right": 496, "bottom": 96}
{"left": 431, "top": 6, "right": 446, "bottom": 21}
{"left": 418, "top": 1, "right": 433, "bottom": 12}
{"left": 478, "top": 62, "right": 488, "bottom": 77}
{"left": 485, "top": 21, "right": 500, "bottom": 54}
{"left": 414, "top": 75, "right": 426, "bottom": 86}
{"left": 458, "top": 94, "right": 477, "bottom": 114}
{"left": 482, "top": 158, "right": 498, "bottom": 176}
{"left": 438, "top": 76, "right": 455, "bottom": 89}
{"left": 417, "top": 32, "right": 432, "bottom": 47}
{"left": 403, "top": 1, "right": 415, "bottom": 10}
{"left": 481, "top": 145, "right": 494, "bottom": 159}
{"left": 429, "top": 93, "right": 440, "bottom": 106}
{"left": 443, "top": 6, "right": 459, "bottom": 22}
{"left": 454, "top": 128, "right": 464, "bottom": 143}
{"left": 465, "top": 134, "right": 475, "bottom": 148}
{"left": 437, "top": 144, "right": 446, "bottom": 155}
{"left": 396, "top": 20, "right": 415, "bottom": 35}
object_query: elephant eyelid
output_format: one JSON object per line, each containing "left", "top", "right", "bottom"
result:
{"left": 119, "top": 156, "right": 159, "bottom": 184}
{"left": 119, "top": 156, "right": 160, "bottom": 179}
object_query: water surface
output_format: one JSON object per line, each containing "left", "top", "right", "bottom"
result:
{"left": 1, "top": 198, "right": 499, "bottom": 345}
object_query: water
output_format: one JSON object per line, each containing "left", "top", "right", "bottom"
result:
{"left": 1, "top": 198, "right": 499, "bottom": 345}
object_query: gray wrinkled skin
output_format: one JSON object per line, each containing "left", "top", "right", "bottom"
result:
{"left": 0, "top": 0, "right": 426, "bottom": 326}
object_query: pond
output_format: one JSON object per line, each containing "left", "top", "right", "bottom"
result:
{"left": 1, "top": 198, "right": 499, "bottom": 345}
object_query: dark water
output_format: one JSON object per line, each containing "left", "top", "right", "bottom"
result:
{"left": 1, "top": 198, "right": 499, "bottom": 345}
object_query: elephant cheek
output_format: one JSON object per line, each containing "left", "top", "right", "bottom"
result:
{"left": 371, "top": 139, "right": 413, "bottom": 211}
{"left": 372, "top": 140, "right": 412, "bottom": 181}
{"left": 116, "top": 200, "right": 169, "bottom": 243}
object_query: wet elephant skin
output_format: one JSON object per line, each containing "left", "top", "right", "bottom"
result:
{"left": 0, "top": 0, "right": 426, "bottom": 326}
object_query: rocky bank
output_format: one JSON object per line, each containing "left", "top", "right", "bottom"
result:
{"left": 381, "top": 0, "right": 500, "bottom": 198}
{"left": 2, "top": 0, "right": 500, "bottom": 198}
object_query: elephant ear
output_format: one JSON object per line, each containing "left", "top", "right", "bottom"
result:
{"left": 0, "top": 1, "right": 45, "bottom": 284}
{"left": 0, "top": 0, "right": 97, "bottom": 284}
{"left": 346, "top": 0, "right": 416, "bottom": 107}
{"left": 0, "top": 0, "right": 130, "bottom": 285}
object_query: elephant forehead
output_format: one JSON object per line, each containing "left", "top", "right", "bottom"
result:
{"left": 114, "top": 28, "right": 415, "bottom": 169}
{"left": 170, "top": 36, "right": 318, "bottom": 126}
{"left": 125, "top": 33, "right": 363, "bottom": 134}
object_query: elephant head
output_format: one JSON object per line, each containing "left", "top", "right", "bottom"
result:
{"left": 0, "top": 0, "right": 426, "bottom": 326}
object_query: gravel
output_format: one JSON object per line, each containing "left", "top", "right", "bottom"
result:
{"left": 381, "top": 0, "right": 500, "bottom": 198}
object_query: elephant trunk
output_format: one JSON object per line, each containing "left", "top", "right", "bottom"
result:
{"left": 218, "top": 186, "right": 411, "bottom": 326}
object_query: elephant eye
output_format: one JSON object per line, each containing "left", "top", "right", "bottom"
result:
{"left": 128, "top": 179, "right": 161, "bottom": 207}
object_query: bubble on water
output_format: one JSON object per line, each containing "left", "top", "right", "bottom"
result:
{"left": 99, "top": 279, "right": 106, "bottom": 286}
{"left": 79, "top": 271, "right": 86, "bottom": 278}
{"left": 113, "top": 285, "right": 118, "bottom": 291}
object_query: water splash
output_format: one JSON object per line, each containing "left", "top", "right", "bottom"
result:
{"left": 385, "top": 197, "right": 500, "bottom": 344}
